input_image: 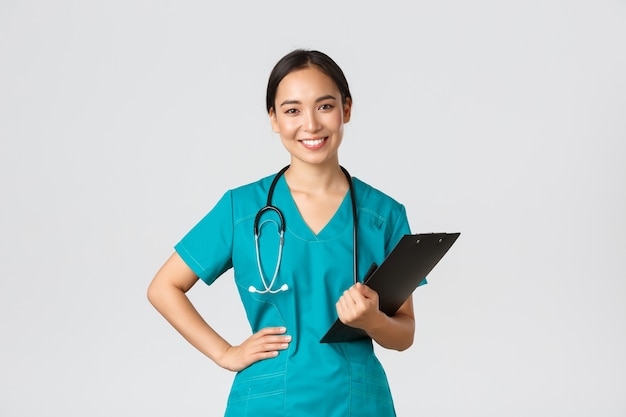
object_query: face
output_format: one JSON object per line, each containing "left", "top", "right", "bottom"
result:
{"left": 269, "top": 66, "right": 352, "bottom": 168}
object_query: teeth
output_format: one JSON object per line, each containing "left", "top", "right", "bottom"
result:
{"left": 302, "top": 138, "right": 325, "bottom": 146}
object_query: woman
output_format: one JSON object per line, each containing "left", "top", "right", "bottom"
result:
{"left": 147, "top": 49, "right": 417, "bottom": 416}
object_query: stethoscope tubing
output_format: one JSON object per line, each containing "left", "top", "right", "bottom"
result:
{"left": 340, "top": 165, "right": 358, "bottom": 286}
{"left": 251, "top": 165, "right": 358, "bottom": 294}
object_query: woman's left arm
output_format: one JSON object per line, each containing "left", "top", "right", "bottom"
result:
{"left": 336, "top": 283, "right": 415, "bottom": 351}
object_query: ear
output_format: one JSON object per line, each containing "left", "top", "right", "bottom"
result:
{"left": 342, "top": 97, "right": 352, "bottom": 123}
{"left": 269, "top": 108, "right": 280, "bottom": 133}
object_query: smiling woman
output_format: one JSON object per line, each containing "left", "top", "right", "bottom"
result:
{"left": 147, "top": 49, "right": 418, "bottom": 417}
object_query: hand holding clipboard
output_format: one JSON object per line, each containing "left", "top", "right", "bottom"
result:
{"left": 320, "top": 232, "right": 460, "bottom": 343}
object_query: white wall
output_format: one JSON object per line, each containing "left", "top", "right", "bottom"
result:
{"left": 1, "top": 1, "right": 624, "bottom": 415}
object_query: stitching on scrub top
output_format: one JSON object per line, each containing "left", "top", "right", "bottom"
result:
{"left": 357, "top": 208, "right": 388, "bottom": 229}
{"left": 244, "top": 293, "right": 289, "bottom": 327}
{"left": 233, "top": 211, "right": 258, "bottom": 228}
{"left": 237, "top": 370, "right": 286, "bottom": 383}
{"left": 176, "top": 245, "right": 210, "bottom": 278}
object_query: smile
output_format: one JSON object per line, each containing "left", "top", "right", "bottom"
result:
{"left": 300, "top": 137, "right": 327, "bottom": 147}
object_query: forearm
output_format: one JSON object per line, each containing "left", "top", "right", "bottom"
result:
{"left": 148, "top": 282, "right": 231, "bottom": 364}
{"left": 363, "top": 310, "right": 415, "bottom": 351}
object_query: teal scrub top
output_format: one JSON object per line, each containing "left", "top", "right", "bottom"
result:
{"left": 175, "top": 171, "right": 418, "bottom": 417}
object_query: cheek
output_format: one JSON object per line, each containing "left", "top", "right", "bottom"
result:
{"left": 270, "top": 115, "right": 283, "bottom": 133}
{"left": 328, "top": 112, "right": 345, "bottom": 130}
{"left": 275, "top": 118, "right": 299, "bottom": 136}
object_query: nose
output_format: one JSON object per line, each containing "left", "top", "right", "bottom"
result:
{"left": 303, "top": 109, "right": 322, "bottom": 132}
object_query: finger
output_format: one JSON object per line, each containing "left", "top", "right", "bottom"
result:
{"left": 261, "top": 334, "right": 292, "bottom": 346}
{"left": 256, "top": 326, "right": 287, "bottom": 337}
{"left": 336, "top": 297, "right": 346, "bottom": 315}
{"left": 336, "top": 297, "right": 349, "bottom": 317}
{"left": 347, "top": 287, "right": 376, "bottom": 314}
{"left": 248, "top": 338, "right": 290, "bottom": 361}
{"left": 337, "top": 297, "right": 360, "bottom": 321}
{"left": 355, "top": 282, "right": 378, "bottom": 299}
{"left": 248, "top": 350, "right": 281, "bottom": 362}
{"left": 252, "top": 334, "right": 291, "bottom": 350}
{"left": 341, "top": 288, "right": 358, "bottom": 305}
{"left": 344, "top": 288, "right": 369, "bottom": 311}
{"left": 259, "top": 340, "right": 291, "bottom": 353}
{"left": 336, "top": 301, "right": 351, "bottom": 324}
{"left": 337, "top": 294, "right": 354, "bottom": 315}
{"left": 347, "top": 286, "right": 368, "bottom": 307}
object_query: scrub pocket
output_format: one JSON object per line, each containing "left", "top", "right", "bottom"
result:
{"left": 349, "top": 362, "right": 396, "bottom": 416}
{"left": 225, "top": 361, "right": 286, "bottom": 416}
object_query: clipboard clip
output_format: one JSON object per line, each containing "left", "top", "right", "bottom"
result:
{"left": 416, "top": 235, "right": 445, "bottom": 244}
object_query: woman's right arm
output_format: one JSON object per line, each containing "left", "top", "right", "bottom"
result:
{"left": 147, "top": 252, "right": 290, "bottom": 372}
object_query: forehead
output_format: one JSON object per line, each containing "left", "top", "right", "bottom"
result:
{"left": 275, "top": 66, "right": 339, "bottom": 99}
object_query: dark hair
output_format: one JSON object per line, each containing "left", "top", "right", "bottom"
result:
{"left": 265, "top": 49, "right": 352, "bottom": 114}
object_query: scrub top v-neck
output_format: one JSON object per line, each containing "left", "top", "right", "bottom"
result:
{"left": 273, "top": 173, "right": 352, "bottom": 240}
{"left": 175, "top": 172, "right": 413, "bottom": 417}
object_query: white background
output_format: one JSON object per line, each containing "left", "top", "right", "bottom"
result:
{"left": 1, "top": 1, "right": 625, "bottom": 416}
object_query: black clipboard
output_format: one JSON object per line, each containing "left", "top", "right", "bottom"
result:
{"left": 320, "top": 232, "right": 460, "bottom": 343}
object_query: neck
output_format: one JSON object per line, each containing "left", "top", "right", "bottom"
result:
{"left": 284, "top": 161, "right": 347, "bottom": 194}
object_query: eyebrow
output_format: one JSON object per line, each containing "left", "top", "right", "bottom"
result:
{"left": 279, "top": 94, "right": 337, "bottom": 107}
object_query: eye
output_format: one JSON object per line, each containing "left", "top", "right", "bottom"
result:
{"left": 318, "top": 103, "right": 334, "bottom": 111}
{"left": 284, "top": 108, "right": 299, "bottom": 115}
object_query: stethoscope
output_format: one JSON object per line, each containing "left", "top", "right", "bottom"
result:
{"left": 248, "top": 165, "right": 358, "bottom": 294}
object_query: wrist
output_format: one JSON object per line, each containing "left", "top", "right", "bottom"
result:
{"left": 363, "top": 310, "right": 389, "bottom": 335}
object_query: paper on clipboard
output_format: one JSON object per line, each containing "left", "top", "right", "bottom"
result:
{"left": 320, "top": 232, "right": 460, "bottom": 343}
